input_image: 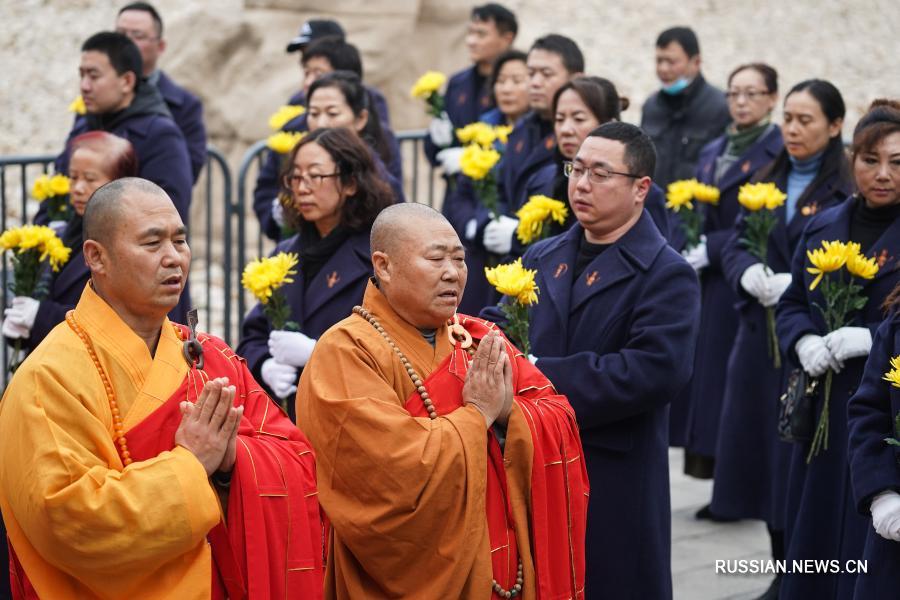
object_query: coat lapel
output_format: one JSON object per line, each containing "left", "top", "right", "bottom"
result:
{"left": 535, "top": 226, "right": 580, "bottom": 342}
{"left": 717, "top": 126, "right": 783, "bottom": 193}
{"left": 864, "top": 213, "right": 900, "bottom": 283}
{"left": 302, "top": 234, "right": 372, "bottom": 317}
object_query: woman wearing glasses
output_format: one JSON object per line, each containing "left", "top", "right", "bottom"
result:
{"left": 715, "top": 79, "right": 854, "bottom": 598}
{"left": 237, "top": 127, "right": 394, "bottom": 420}
{"left": 679, "top": 63, "right": 783, "bottom": 475}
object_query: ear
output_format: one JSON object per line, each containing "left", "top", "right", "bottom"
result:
{"left": 340, "top": 175, "right": 358, "bottom": 199}
{"left": 501, "top": 31, "right": 515, "bottom": 47}
{"left": 828, "top": 117, "right": 844, "bottom": 139}
{"left": 355, "top": 108, "right": 370, "bottom": 132}
{"left": 371, "top": 250, "right": 391, "bottom": 283}
{"left": 120, "top": 71, "right": 137, "bottom": 94}
{"left": 633, "top": 176, "right": 652, "bottom": 205}
{"left": 158, "top": 38, "right": 167, "bottom": 54}
{"left": 82, "top": 239, "right": 109, "bottom": 276}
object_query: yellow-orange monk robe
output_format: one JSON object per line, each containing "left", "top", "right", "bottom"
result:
{"left": 0, "top": 284, "right": 323, "bottom": 599}
{"left": 297, "top": 281, "right": 589, "bottom": 599}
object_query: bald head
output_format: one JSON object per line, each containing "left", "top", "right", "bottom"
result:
{"left": 370, "top": 202, "right": 453, "bottom": 256}
{"left": 83, "top": 177, "right": 169, "bottom": 245}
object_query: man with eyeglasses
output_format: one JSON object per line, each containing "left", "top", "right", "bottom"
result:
{"left": 482, "top": 122, "right": 700, "bottom": 599}
{"left": 116, "top": 2, "right": 207, "bottom": 184}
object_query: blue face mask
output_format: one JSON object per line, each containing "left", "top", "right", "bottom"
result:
{"left": 661, "top": 77, "right": 691, "bottom": 95}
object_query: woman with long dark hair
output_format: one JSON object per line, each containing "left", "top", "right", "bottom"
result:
{"left": 776, "top": 99, "right": 900, "bottom": 599}
{"left": 237, "top": 127, "right": 394, "bottom": 421}
{"left": 2, "top": 131, "right": 137, "bottom": 349}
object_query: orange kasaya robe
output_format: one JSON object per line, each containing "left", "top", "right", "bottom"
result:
{"left": 0, "top": 284, "right": 323, "bottom": 600}
{"left": 297, "top": 281, "right": 589, "bottom": 599}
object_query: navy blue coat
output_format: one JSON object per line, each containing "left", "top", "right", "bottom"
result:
{"left": 156, "top": 71, "right": 207, "bottom": 183}
{"left": 709, "top": 160, "right": 848, "bottom": 527}
{"left": 21, "top": 250, "right": 89, "bottom": 351}
{"left": 236, "top": 231, "right": 372, "bottom": 417}
{"left": 424, "top": 65, "right": 493, "bottom": 165}
{"left": 776, "top": 197, "right": 900, "bottom": 600}
{"left": 677, "top": 127, "right": 785, "bottom": 450}
{"left": 54, "top": 114, "right": 193, "bottom": 225}
{"left": 847, "top": 312, "right": 900, "bottom": 600}
{"left": 252, "top": 112, "right": 403, "bottom": 241}
{"left": 482, "top": 213, "right": 700, "bottom": 599}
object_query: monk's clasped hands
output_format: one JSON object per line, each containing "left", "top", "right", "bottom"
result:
{"left": 461, "top": 331, "right": 514, "bottom": 428}
{"left": 174, "top": 377, "right": 243, "bottom": 477}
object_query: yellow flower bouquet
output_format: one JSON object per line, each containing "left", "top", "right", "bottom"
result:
{"left": 410, "top": 71, "right": 447, "bottom": 118}
{"left": 885, "top": 356, "right": 900, "bottom": 447}
{"left": 0, "top": 225, "right": 72, "bottom": 371}
{"left": 32, "top": 174, "right": 72, "bottom": 222}
{"left": 665, "top": 178, "right": 720, "bottom": 250}
{"left": 516, "top": 195, "right": 568, "bottom": 245}
{"left": 460, "top": 144, "right": 502, "bottom": 216}
{"left": 268, "top": 104, "right": 306, "bottom": 131}
{"left": 456, "top": 122, "right": 513, "bottom": 148}
{"left": 738, "top": 181, "right": 787, "bottom": 368}
{"left": 804, "top": 240, "right": 879, "bottom": 461}
{"left": 242, "top": 252, "right": 300, "bottom": 331}
{"left": 485, "top": 258, "right": 539, "bottom": 354}
{"left": 267, "top": 131, "right": 306, "bottom": 155}
{"left": 69, "top": 95, "right": 86, "bottom": 115}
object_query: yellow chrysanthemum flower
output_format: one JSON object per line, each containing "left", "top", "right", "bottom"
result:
{"left": 693, "top": 181, "right": 720, "bottom": 205}
{"left": 459, "top": 144, "right": 501, "bottom": 181}
{"left": 806, "top": 240, "right": 849, "bottom": 290}
{"left": 516, "top": 195, "right": 569, "bottom": 244}
{"left": 494, "top": 125, "right": 513, "bottom": 145}
{"left": 484, "top": 258, "right": 539, "bottom": 306}
{"left": 69, "top": 95, "right": 86, "bottom": 115}
{"left": 31, "top": 174, "right": 52, "bottom": 201}
{"left": 0, "top": 225, "right": 71, "bottom": 271}
{"left": 267, "top": 131, "right": 305, "bottom": 155}
{"left": 410, "top": 71, "right": 447, "bottom": 99}
{"left": 665, "top": 179, "right": 697, "bottom": 211}
{"left": 49, "top": 174, "right": 70, "bottom": 196}
{"left": 845, "top": 248, "right": 879, "bottom": 280}
{"left": 456, "top": 122, "right": 493, "bottom": 147}
{"left": 242, "top": 252, "right": 299, "bottom": 304}
{"left": 884, "top": 356, "right": 900, "bottom": 388}
{"left": 738, "top": 182, "right": 786, "bottom": 212}
{"left": 268, "top": 104, "right": 306, "bottom": 131}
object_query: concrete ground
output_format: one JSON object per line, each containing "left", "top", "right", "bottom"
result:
{"left": 670, "top": 449, "right": 773, "bottom": 600}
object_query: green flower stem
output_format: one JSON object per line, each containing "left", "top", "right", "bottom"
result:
{"left": 677, "top": 207, "right": 703, "bottom": 250}
{"left": 501, "top": 301, "right": 531, "bottom": 356}
{"left": 427, "top": 93, "right": 445, "bottom": 118}
{"left": 740, "top": 209, "right": 781, "bottom": 368}
{"left": 262, "top": 290, "right": 298, "bottom": 332}
{"left": 806, "top": 369, "right": 833, "bottom": 463}
{"left": 765, "top": 306, "right": 781, "bottom": 369}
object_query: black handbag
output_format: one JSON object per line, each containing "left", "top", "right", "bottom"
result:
{"left": 778, "top": 368, "right": 819, "bottom": 443}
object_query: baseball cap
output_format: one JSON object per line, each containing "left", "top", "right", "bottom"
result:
{"left": 286, "top": 19, "right": 345, "bottom": 53}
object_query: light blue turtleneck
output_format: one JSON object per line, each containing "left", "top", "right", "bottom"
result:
{"left": 786, "top": 151, "right": 824, "bottom": 221}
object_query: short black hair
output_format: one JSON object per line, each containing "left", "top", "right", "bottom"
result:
{"left": 530, "top": 34, "right": 584, "bottom": 74}
{"left": 656, "top": 26, "right": 700, "bottom": 57}
{"left": 471, "top": 3, "right": 518, "bottom": 37}
{"left": 302, "top": 36, "right": 363, "bottom": 79}
{"left": 81, "top": 32, "right": 143, "bottom": 92}
{"left": 588, "top": 122, "right": 656, "bottom": 179}
{"left": 118, "top": 2, "right": 163, "bottom": 37}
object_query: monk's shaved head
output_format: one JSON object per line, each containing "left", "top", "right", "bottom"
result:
{"left": 83, "top": 177, "right": 169, "bottom": 245}
{"left": 370, "top": 202, "right": 452, "bottom": 256}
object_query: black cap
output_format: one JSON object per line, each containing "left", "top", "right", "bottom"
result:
{"left": 286, "top": 19, "right": 345, "bottom": 53}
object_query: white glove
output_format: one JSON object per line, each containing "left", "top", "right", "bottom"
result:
{"left": 483, "top": 215, "right": 519, "bottom": 255}
{"left": 870, "top": 490, "right": 900, "bottom": 542}
{"left": 428, "top": 112, "right": 454, "bottom": 148}
{"left": 268, "top": 330, "right": 316, "bottom": 368}
{"left": 437, "top": 147, "right": 464, "bottom": 175}
{"left": 760, "top": 273, "right": 792, "bottom": 307}
{"left": 2, "top": 317, "right": 30, "bottom": 339}
{"left": 682, "top": 239, "right": 709, "bottom": 272}
{"left": 528, "top": 354, "right": 538, "bottom": 365}
{"left": 823, "top": 327, "right": 872, "bottom": 363}
{"left": 740, "top": 263, "right": 770, "bottom": 301}
{"left": 795, "top": 333, "right": 842, "bottom": 377}
{"left": 48, "top": 220, "right": 68, "bottom": 233}
{"left": 261, "top": 357, "right": 298, "bottom": 399}
{"left": 271, "top": 197, "right": 285, "bottom": 227}
{"left": 4, "top": 296, "right": 40, "bottom": 331}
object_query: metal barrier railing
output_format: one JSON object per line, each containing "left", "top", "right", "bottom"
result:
{"left": 1, "top": 131, "right": 441, "bottom": 385}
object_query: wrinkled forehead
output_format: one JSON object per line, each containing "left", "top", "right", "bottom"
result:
{"left": 395, "top": 218, "right": 462, "bottom": 253}
{"left": 113, "top": 193, "right": 184, "bottom": 238}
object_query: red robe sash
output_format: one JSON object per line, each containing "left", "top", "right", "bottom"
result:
{"left": 404, "top": 315, "right": 589, "bottom": 599}
{"left": 124, "top": 325, "right": 323, "bottom": 600}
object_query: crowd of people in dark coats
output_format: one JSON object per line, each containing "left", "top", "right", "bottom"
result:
{"left": 3, "top": 2, "right": 900, "bottom": 599}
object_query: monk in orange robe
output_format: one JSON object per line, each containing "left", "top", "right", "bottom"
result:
{"left": 0, "top": 178, "right": 323, "bottom": 599}
{"left": 297, "top": 203, "right": 589, "bottom": 599}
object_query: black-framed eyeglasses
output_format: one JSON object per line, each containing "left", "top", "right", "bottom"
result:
{"left": 724, "top": 90, "right": 771, "bottom": 101}
{"left": 563, "top": 161, "right": 639, "bottom": 184}
{"left": 284, "top": 172, "right": 340, "bottom": 189}
{"left": 116, "top": 28, "right": 160, "bottom": 43}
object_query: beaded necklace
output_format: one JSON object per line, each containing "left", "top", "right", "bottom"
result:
{"left": 351, "top": 306, "right": 525, "bottom": 598}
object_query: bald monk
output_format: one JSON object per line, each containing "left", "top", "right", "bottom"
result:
{"left": 0, "top": 178, "right": 323, "bottom": 599}
{"left": 297, "top": 203, "right": 589, "bottom": 598}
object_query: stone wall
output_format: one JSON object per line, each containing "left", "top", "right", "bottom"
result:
{"left": 3, "top": 0, "right": 899, "bottom": 161}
